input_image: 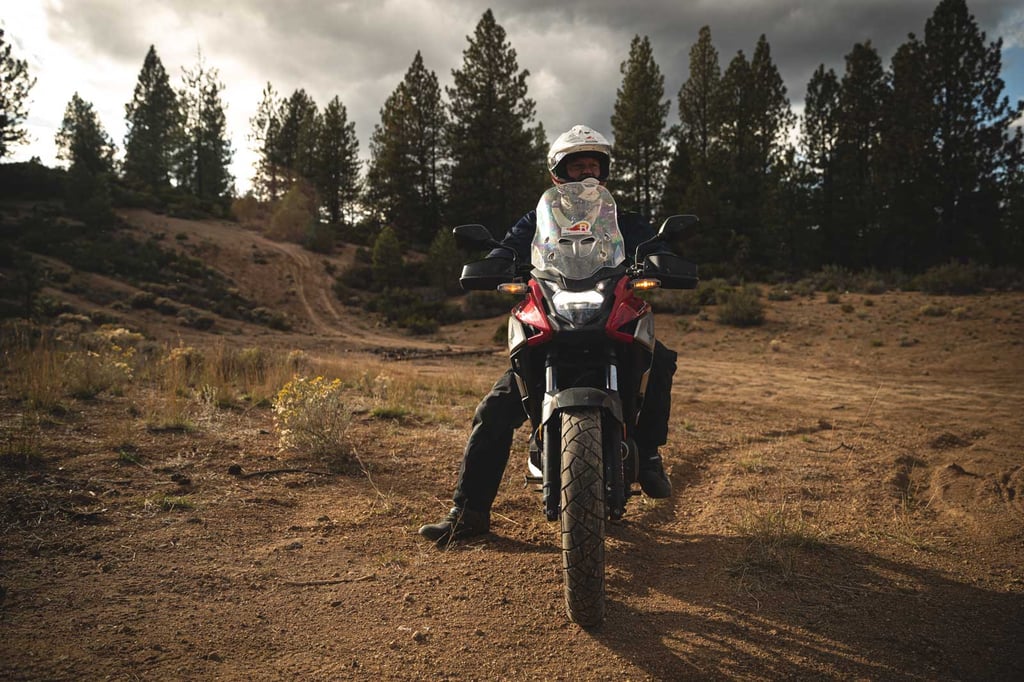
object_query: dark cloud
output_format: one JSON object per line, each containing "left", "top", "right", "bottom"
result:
{"left": 14, "top": 0, "right": 1024, "bottom": 188}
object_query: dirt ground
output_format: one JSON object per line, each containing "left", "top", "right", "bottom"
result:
{"left": 1, "top": 211, "right": 1022, "bottom": 681}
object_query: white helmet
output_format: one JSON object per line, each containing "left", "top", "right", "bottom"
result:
{"left": 547, "top": 124, "right": 612, "bottom": 184}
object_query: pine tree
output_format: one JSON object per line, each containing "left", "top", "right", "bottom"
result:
{"left": 665, "top": 26, "right": 724, "bottom": 261}
{"left": 677, "top": 27, "right": 722, "bottom": 169}
{"left": 371, "top": 224, "right": 404, "bottom": 289}
{"left": 123, "top": 45, "right": 182, "bottom": 191}
{"left": 748, "top": 36, "right": 795, "bottom": 175}
{"left": 610, "top": 34, "right": 670, "bottom": 218}
{"left": 316, "top": 96, "right": 360, "bottom": 227}
{"left": 446, "top": 9, "right": 546, "bottom": 236}
{"left": 717, "top": 50, "right": 757, "bottom": 269}
{"left": 248, "top": 82, "right": 282, "bottom": 200}
{"left": 55, "top": 93, "right": 116, "bottom": 225}
{"left": 801, "top": 64, "right": 841, "bottom": 266}
{"left": 177, "top": 53, "right": 234, "bottom": 203}
{"left": 0, "top": 28, "right": 36, "bottom": 158}
{"left": 879, "top": 34, "right": 939, "bottom": 270}
{"left": 922, "top": 0, "right": 1023, "bottom": 265}
{"left": 832, "top": 42, "right": 889, "bottom": 268}
{"left": 365, "top": 51, "right": 448, "bottom": 248}
{"left": 272, "top": 89, "right": 319, "bottom": 189}
{"left": 426, "top": 227, "right": 463, "bottom": 295}
{"left": 717, "top": 36, "right": 794, "bottom": 273}
{"left": 55, "top": 93, "right": 116, "bottom": 175}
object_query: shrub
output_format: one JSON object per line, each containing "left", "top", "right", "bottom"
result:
{"left": 371, "top": 226, "right": 404, "bottom": 288}
{"left": 364, "top": 288, "right": 463, "bottom": 332}
{"left": 717, "top": 285, "right": 765, "bottom": 327}
{"left": 426, "top": 229, "right": 464, "bottom": 295}
{"left": 697, "top": 278, "right": 733, "bottom": 305}
{"left": 919, "top": 303, "right": 949, "bottom": 317}
{"left": 177, "top": 307, "right": 216, "bottom": 330}
{"left": 811, "top": 264, "right": 857, "bottom": 292}
{"left": 273, "top": 376, "right": 352, "bottom": 457}
{"left": 336, "top": 263, "right": 376, "bottom": 292}
{"left": 231, "top": 194, "right": 268, "bottom": 227}
{"left": 913, "top": 262, "right": 985, "bottom": 295}
{"left": 267, "top": 185, "right": 318, "bottom": 243}
{"left": 63, "top": 344, "right": 136, "bottom": 399}
{"left": 644, "top": 289, "right": 702, "bottom": 315}
{"left": 305, "top": 221, "right": 335, "bottom": 254}
{"left": 464, "top": 290, "right": 514, "bottom": 319}
{"left": 251, "top": 307, "right": 292, "bottom": 331}
{"left": 403, "top": 315, "right": 439, "bottom": 335}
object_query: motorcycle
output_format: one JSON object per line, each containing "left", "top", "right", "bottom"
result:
{"left": 454, "top": 179, "right": 698, "bottom": 627}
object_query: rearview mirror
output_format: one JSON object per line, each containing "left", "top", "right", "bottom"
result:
{"left": 658, "top": 214, "right": 699, "bottom": 241}
{"left": 452, "top": 224, "right": 499, "bottom": 250}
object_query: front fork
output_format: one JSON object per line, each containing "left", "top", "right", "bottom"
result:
{"left": 536, "top": 352, "right": 628, "bottom": 522}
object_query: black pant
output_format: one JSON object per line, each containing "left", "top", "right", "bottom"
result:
{"left": 453, "top": 341, "right": 678, "bottom": 513}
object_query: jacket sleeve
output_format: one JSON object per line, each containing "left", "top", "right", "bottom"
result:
{"left": 486, "top": 210, "right": 537, "bottom": 262}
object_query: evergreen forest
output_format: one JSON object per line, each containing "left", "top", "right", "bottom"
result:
{"left": 2, "top": 0, "right": 1022, "bottom": 305}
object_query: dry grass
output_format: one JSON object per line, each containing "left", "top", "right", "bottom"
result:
{"left": 728, "top": 498, "right": 827, "bottom": 588}
{"left": 0, "top": 322, "right": 487, "bottom": 467}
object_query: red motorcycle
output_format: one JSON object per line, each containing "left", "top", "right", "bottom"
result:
{"left": 454, "top": 180, "right": 698, "bottom": 627}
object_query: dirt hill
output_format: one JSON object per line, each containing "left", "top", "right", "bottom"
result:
{"left": 1, "top": 210, "right": 1022, "bottom": 680}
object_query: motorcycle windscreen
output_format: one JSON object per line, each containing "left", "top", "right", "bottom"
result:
{"left": 531, "top": 179, "right": 626, "bottom": 280}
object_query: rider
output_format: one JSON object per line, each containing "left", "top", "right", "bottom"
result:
{"left": 419, "top": 124, "right": 679, "bottom": 545}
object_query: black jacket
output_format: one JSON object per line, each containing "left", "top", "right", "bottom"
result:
{"left": 488, "top": 209, "right": 664, "bottom": 264}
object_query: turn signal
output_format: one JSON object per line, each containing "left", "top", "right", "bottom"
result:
{"left": 629, "top": 278, "right": 661, "bottom": 291}
{"left": 497, "top": 282, "right": 529, "bottom": 295}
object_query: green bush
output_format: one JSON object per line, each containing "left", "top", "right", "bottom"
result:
{"left": 427, "top": 229, "right": 464, "bottom": 296}
{"left": 644, "top": 289, "right": 702, "bottom": 315}
{"left": 913, "top": 262, "right": 986, "bottom": 295}
{"left": 697, "top": 278, "right": 733, "bottom": 305}
{"left": 717, "top": 285, "right": 765, "bottom": 327}
{"left": 364, "top": 288, "right": 463, "bottom": 333}
{"left": 464, "top": 290, "right": 514, "bottom": 319}
{"left": 130, "top": 291, "right": 157, "bottom": 309}
{"left": 267, "top": 184, "right": 317, "bottom": 244}
{"left": 251, "top": 307, "right": 292, "bottom": 331}
{"left": 766, "top": 286, "right": 794, "bottom": 301}
{"left": 811, "top": 265, "right": 857, "bottom": 292}
{"left": 371, "top": 226, "right": 404, "bottom": 289}
{"left": 305, "top": 222, "right": 335, "bottom": 254}
{"left": 336, "top": 263, "right": 376, "bottom": 292}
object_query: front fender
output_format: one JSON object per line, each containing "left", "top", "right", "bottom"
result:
{"left": 541, "top": 387, "right": 623, "bottom": 426}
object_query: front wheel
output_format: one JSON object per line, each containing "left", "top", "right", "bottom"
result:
{"left": 560, "top": 407, "right": 605, "bottom": 627}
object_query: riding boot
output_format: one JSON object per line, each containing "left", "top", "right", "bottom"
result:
{"left": 418, "top": 507, "right": 491, "bottom": 547}
{"left": 638, "top": 450, "right": 672, "bottom": 498}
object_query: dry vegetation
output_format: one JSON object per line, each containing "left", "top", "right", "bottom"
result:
{"left": 1, "top": 209, "right": 1022, "bottom": 680}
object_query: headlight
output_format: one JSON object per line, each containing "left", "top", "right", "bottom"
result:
{"left": 551, "top": 288, "right": 605, "bottom": 324}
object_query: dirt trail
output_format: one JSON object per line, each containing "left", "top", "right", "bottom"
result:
{"left": 1, "top": 212, "right": 1022, "bottom": 680}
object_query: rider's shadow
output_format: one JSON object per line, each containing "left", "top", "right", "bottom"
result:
{"left": 589, "top": 529, "right": 1024, "bottom": 680}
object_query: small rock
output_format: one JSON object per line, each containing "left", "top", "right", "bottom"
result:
{"left": 412, "top": 630, "right": 428, "bottom": 643}
{"left": 227, "top": 464, "right": 243, "bottom": 476}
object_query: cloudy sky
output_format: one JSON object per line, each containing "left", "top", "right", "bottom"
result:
{"left": 4, "top": 0, "right": 1022, "bottom": 193}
